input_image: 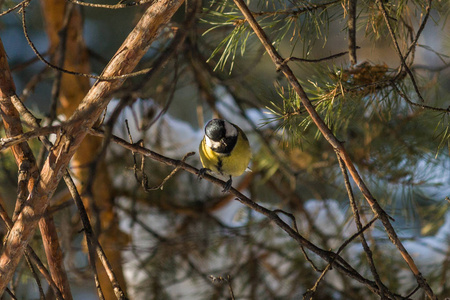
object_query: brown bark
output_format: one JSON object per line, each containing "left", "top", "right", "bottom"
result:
{"left": 40, "top": 0, "right": 128, "bottom": 297}
{"left": 0, "top": 38, "right": 73, "bottom": 299}
{"left": 0, "top": 0, "right": 185, "bottom": 295}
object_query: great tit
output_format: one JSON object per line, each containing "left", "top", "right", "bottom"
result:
{"left": 199, "top": 119, "right": 251, "bottom": 192}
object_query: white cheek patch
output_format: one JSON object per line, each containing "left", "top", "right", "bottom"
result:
{"left": 224, "top": 121, "right": 237, "bottom": 137}
{"left": 205, "top": 136, "right": 222, "bottom": 149}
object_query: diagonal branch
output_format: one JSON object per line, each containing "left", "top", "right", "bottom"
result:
{"left": 0, "top": 196, "right": 65, "bottom": 299}
{"left": 375, "top": 0, "right": 425, "bottom": 103}
{"left": 336, "top": 153, "right": 388, "bottom": 299}
{"left": 404, "top": 0, "right": 432, "bottom": 61}
{"left": 230, "top": 0, "right": 437, "bottom": 298}
{"left": 0, "top": 37, "right": 73, "bottom": 299}
{"left": 88, "top": 128, "right": 399, "bottom": 297}
{"left": 0, "top": 0, "right": 185, "bottom": 295}
{"left": 63, "top": 170, "right": 124, "bottom": 299}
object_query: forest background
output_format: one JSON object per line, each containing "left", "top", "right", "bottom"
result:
{"left": 0, "top": 0, "right": 449, "bottom": 299}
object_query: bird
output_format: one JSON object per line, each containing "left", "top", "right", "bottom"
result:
{"left": 199, "top": 119, "right": 252, "bottom": 192}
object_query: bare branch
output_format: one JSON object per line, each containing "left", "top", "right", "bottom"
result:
{"left": 347, "top": 0, "right": 357, "bottom": 65}
{"left": 0, "top": 125, "right": 62, "bottom": 151}
{"left": 375, "top": 0, "right": 425, "bottom": 103}
{"left": 0, "top": 0, "right": 30, "bottom": 17}
{"left": 63, "top": 171, "right": 122, "bottom": 299}
{"left": 88, "top": 128, "right": 396, "bottom": 296}
{"left": 20, "top": 3, "right": 154, "bottom": 81}
{"left": 284, "top": 49, "right": 358, "bottom": 64}
{"left": 336, "top": 153, "right": 388, "bottom": 299}
{"left": 66, "top": 0, "right": 153, "bottom": 9}
{"left": 0, "top": 0, "right": 185, "bottom": 295}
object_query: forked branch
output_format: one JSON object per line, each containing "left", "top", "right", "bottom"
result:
{"left": 231, "top": 0, "right": 436, "bottom": 298}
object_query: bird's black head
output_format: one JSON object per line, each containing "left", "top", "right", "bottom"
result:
{"left": 205, "top": 119, "right": 227, "bottom": 142}
{"left": 204, "top": 119, "right": 238, "bottom": 154}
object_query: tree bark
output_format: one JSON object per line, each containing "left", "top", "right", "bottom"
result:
{"left": 40, "top": 0, "right": 128, "bottom": 297}
{"left": 0, "top": 0, "right": 185, "bottom": 295}
{"left": 0, "top": 37, "right": 72, "bottom": 299}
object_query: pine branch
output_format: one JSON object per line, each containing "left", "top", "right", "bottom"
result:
{"left": 88, "top": 128, "right": 397, "bottom": 297}
{"left": 0, "top": 0, "right": 185, "bottom": 295}
{"left": 230, "top": 0, "right": 437, "bottom": 298}
{"left": 0, "top": 37, "right": 73, "bottom": 299}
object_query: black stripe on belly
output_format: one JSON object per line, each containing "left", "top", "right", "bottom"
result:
{"left": 217, "top": 157, "right": 223, "bottom": 174}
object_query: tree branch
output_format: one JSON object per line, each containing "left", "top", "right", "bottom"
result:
{"left": 230, "top": 0, "right": 437, "bottom": 298}
{"left": 347, "top": 0, "right": 357, "bottom": 65}
{"left": 88, "top": 128, "right": 400, "bottom": 297}
{"left": 375, "top": 0, "right": 425, "bottom": 103}
{"left": 0, "top": 0, "right": 185, "bottom": 295}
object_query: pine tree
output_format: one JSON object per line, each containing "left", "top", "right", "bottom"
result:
{"left": 0, "top": 0, "right": 448, "bottom": 299}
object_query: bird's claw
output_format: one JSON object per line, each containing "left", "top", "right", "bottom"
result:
{"left": 222, "top": 177, "right": 232, "bottom": 193}
{"left": 198, "top": 168, "right": 209, "bottom": 181}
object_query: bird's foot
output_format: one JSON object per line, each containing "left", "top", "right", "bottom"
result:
{"left": 198, "top": 168, "right": 210, "bottom": 180}
{"left": 222, "top": 177, "right": 232, "bottom": 193}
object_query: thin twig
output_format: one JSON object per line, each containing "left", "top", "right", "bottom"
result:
{"left": 300, "top": 246, "right": 322, "bottom": 272}
{"left": 404, "top": 284, "right": 421, "bottom": 298}
{"left": 66, "top": 0, "right": 152, "bottom": 9}
{"left": 24, "top": 255, "right": 45, "bottom": 300}
{"left": 375, "top": 0, "right": 425, "bottom": 103}
{"left": 208, "top": 275, "right": 236, "bottom": 300}
{"left": 0, "top": 125, "right": 62, "bottom": 152}
{"left": 391, "top": 82, "right": 450, "bottom": 112}
{"left": 129, "top": 0, "right": 199, "bottom": 94}
{"left": 336, "top": 153, "right": 388, "bottom": 299}
{"left": 145, "top": 152, "right": 195, "bottom": 191}
{"left": 404, "top": 0, "right": 432, "bottom": 61}
{"left": 48, "top": 2, "right": 75, "bottom": 121}
{"left": 284, "top": 49, "right": 358, "bottom": 65}
{"left": 0, "top": 0, "right": 29, "bottom": 17}
{"left": 230, "top": 0, "right": 436, "bottom": 298}
{"left": 272, "top": 209, "right": 299, "bottom": 233}
{"left": 304, "top": 217, "right": 378, "bottom": 300}
{"left": 5, "top": 288, "right": 18, "bottom": 300}
{"left": 226, "top": 275, "right": 235, "bottom": 300}
{"left": 250, "top": 0, "right": 341, "bottom": 18}
{"left": 63, "top": 172, "right": 107, "bottom": 300}
{"left": 63, "top": 171, "right": 126, "bottom": 299}
{"left": 88, "top": 128, "right": 397, "bottom": 296}
{"left": 20, "top": 3, "right": 153, "bottom": 81}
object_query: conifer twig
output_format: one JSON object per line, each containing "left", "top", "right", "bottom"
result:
{"left": 375, "top": 0, "right": 425, "bottom": 103}
{"left": 230, "top": 0, "right": 437, "bottom": 298}
{"left": 304, "top": 217, "right": 378, "bottom": 300}
{"left": 284, "top": 49, "right": 357, "bottom": 64}
{"left": 336, "top": 154, "right": 388, "bottom": 299}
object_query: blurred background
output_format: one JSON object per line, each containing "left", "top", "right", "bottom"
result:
{"left": 0, "top": 0, "right": 449, "bottom": 299}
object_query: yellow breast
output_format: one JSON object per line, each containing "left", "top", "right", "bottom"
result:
{"left": 199, "top": 129, "right": 251, "bottom": 177}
